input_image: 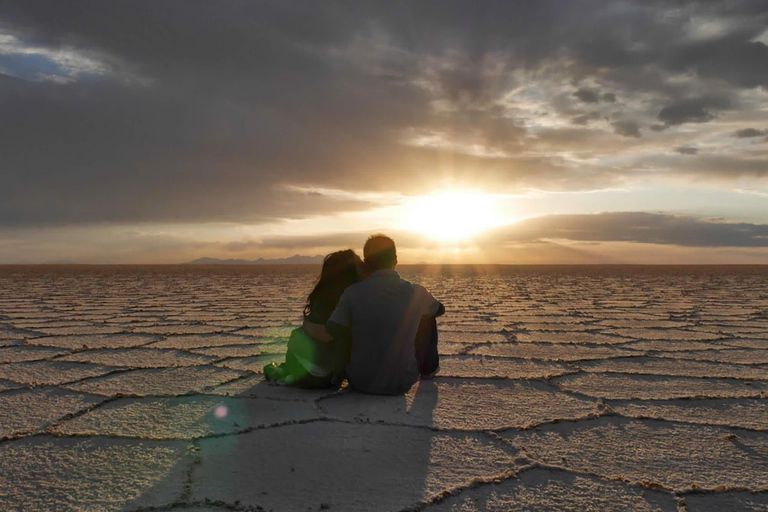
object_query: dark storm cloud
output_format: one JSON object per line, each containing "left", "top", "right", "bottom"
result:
{"left": 667, "top": 34, "right": 768, "bottom": 89}
{"left": 1, "top": 0, "right": 767, "bottom": 227}
{"left": 657, "top": 100, "right": 717, "bottom": 127}
{"left": 572, "top": 88, "right": 616, "bottom": 105}
{"left": 611, "top": 120, "right": 641, "bottom": 138}
{"left": 573, "top": 88, "right": 600, "bottom": 103}
{"left": 570, "top": 1, "right": 768, "bottom": 90}
{"left": 675, "top": 146, "right": 699, "bottom": 155}
{"left": 735, "top": 128, "right": 768, "bottom": 138}
{"left": 0, "top": 73, "right": 381, "bottom": 225}
{"left": 572, "top": 112, "right": 602, "bottom": 126}
{"left": 486, "top": 212, "right": 768, "bottom": 248}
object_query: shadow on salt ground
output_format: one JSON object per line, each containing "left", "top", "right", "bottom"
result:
{"left": 186, "top": 380, "right": 440, "bottom": 511}
{"left": 121, "top": 379, "right": 441, "bottom": 512}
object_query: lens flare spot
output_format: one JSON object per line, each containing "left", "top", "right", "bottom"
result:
{"left": 214, "top": 405, "right": 228, "bottom": 418}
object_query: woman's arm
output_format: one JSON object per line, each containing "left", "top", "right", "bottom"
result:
{"left": 302, "top": 318, "right": 333, "bottom": 343}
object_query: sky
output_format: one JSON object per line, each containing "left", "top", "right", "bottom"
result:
{"left": 1, "top": 0, "right": 767, "bottom": 264}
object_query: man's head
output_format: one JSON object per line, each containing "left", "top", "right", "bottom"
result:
{"left": 364, "top": 234, "right": 397, "bottom": 272}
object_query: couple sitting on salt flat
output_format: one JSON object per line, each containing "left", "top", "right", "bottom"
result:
{"left": 263, "top": 234, "right": 444, "bottom": 395}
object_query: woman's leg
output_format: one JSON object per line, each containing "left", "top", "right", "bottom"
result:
{"left": 285, "top": 350, "right": 335, "bottom": 389}
{"left": 264, "top": 342, "right": 305, "bottom": 383}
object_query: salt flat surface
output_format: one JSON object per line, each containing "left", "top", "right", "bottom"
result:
{"left": 0, "top": 264, "right": 767, "bottom": 511}
{"left": 0, "top": 379, "right": 21, "bottom": 392}
{"left": 471, "top": 342, "right": 639, "bottom": 360}
{"left": 669, "top": 348, "right": 768, "bottom": 364}
{"left": 33, "top": 324, "right": 127, "bottom": 336}
{"left": 434, "top": 341, "right": 471, "bottom": 355}
{"left": 440, "top": 331, "right": 510, "bottom": 343}
{"left": 206, "top": 374, "right": 343, "bottom": 401}
{"left": 611, "top": 398, "right": 768, "bottom": 431}
{"left": 136, "top": 324, "right": 229, "bottom": 335}
{"left": 514, "top": 332, "right": 629, "bottom": 344}
{"left": 578, "top": 356, "right": 768, "bottom": 379}
{"left": 27, "top": 333, "right": 161, "bottom": 349}
{"left": 0, "top": 346, "right": 69, "bottom": 363}
{"left": 147, "top": 333, "right": 263, "bottom": 349}
{"left": 555, "top": 372, "right": 768, "bottom": 399}
{"left": 191, "top": 423, "right": 519, "bottom": 512}
{"left": 0, "top": 360, "right": 118, "bottom": 386}
{"left": 55, "top": 395, "right": 319, "bottom": 439}
{"left": 685, "top": 491, "right": 768, "bottom": 511}
{"left": 429, "top": 467, "right": 677, "bottom": 512}
{"left": 0, "top": 437, "right": 191, "bottom": 510}
{"left": 503, "top": 417, "right": 768, "bottom": 491}
{"left": 607, "top": 328, "right": 725, "bottom": 341}
{"left": 724, "top": 338, "right": 768, "bottom": 349}
{"left": 321, "top": 380, "right": 597, "bottom": 430}
{"left": 65, "top": 366, "right": 245, "bottom": 396}
{"left": 0, "top": 325, "right": 42, "bottom": 338}
{"left": 188, "top": 343, "right": 264, "bottom": 358}
{"left": 56, "top": 348, "right": 215, "bottom": 368}
{"left": 0, "top": 387, "right": 104, "bottom": 438}
{"left": 438, "top": 355, "right": 573, "bottom": 379}
{"left": 214, "top": 354, "right": 284, "bottom": 373}
{"left": 623, "top": 339, "right": 733, "bottom": 352}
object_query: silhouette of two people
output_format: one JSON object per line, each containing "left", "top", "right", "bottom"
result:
{"left": 264, "top": 234, "right": 444, "bottom": 395}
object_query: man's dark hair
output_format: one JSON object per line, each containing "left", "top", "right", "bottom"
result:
{"left": 364, "top": 234, "right": 397, "bottom": 271}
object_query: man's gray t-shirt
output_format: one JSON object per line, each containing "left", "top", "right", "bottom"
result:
{"left": 328, "top": 269, "right": 442, "bottom": 395}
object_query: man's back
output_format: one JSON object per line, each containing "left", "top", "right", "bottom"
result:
{"left": 328, "top": 269, "right": 442, "bottom": 395}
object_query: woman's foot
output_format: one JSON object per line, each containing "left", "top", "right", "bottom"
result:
{"left": 263, "top": 363, "right": 287, "bottom": 382}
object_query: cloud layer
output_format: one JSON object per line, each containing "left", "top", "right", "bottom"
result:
{"left": 1, "top": 210, "right": 766, "bottom": 264}
{"left": 0, "top": 0, "right": 767, "bottom": 230}
{"left": 255, "top": 212, "right": 768, "bottom": 250}
{"left": 490, "top": 212, "right": 768, "bottom": 248}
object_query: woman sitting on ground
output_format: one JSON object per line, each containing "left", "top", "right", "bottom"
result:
{"left": 263, "top": 249, "right": 364, "bottom": 387}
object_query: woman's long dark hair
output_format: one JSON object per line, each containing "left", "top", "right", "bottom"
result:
{"left": 303, "top": 249, "right": 363, "bottom": 323}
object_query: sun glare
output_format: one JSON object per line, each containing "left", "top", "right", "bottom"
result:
{"left": 400, "top": 191, "right": 504, "bottom": 242}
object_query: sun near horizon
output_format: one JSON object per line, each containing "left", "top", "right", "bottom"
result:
{"left": 398, "top": 190, "right": 511, "bottom": 243}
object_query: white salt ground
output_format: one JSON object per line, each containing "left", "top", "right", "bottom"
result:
{"left": 0, "top": 265, "right": 767, "bottom": 511}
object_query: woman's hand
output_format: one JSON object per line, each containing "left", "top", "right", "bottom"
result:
{"left": 302, "top": 318, "right": 333, "bottom": 343}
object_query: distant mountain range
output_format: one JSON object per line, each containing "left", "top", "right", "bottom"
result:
{"left": 186, "top": 255, "right": 324, "bottom": 265}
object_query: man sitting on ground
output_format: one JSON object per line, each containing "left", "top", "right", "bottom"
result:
{"left": 327, "top": 234, "right": 445, "bottom": 395}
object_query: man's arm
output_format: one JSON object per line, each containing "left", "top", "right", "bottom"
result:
{"left": 325, "top": 320, "right": 351, "bottom": 341}
{"left": 327, "top": 290, "right": 352, "bottom": 340}
{"left": 419, "top": 285, "right": 445, "bottom": 318}
{"left": 326, "top": 320, "right": 352, "bottom": 364}
{"left": 326, "top": 289, "right": 353, "bottom": 359}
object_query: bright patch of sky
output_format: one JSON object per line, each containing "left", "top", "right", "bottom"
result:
{"left": 1, "top": 182, "right": 766, "bottom": 263}
{"left": 207, "top": 184, "right": 768, "bottom": 245}
{"left": 755, "top": 28, "right": 768, "bottom": 45}
{"left": 0, "top": 33, "right": 109, "bottom": 82}
{"left": 683, "top": 16, "right": 734, "bottom": 41}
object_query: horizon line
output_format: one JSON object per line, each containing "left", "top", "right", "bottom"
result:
{"left": 2, "top": 263, "right": 768, "bottom": 267}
